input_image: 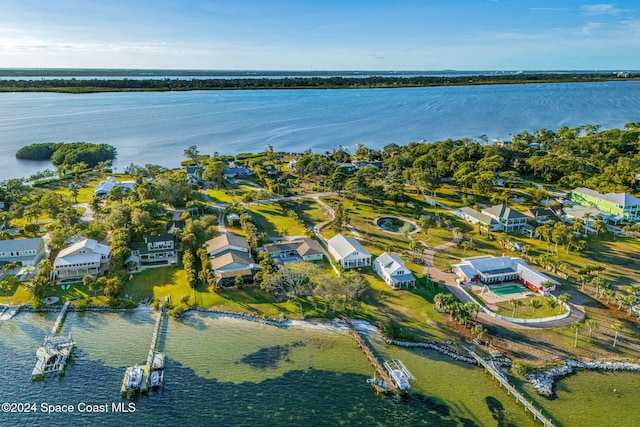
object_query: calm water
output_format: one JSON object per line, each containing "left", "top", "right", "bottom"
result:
{"left": 0, "top": 309, "right": 538, "bottom": 427}
{"left": 0, "top": 81, "right": 639, "bottom": 180}
{"left": 1, "top": 309, "right": 639, "bottom": 426}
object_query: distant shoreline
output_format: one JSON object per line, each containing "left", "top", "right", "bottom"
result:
{"left": 0, "top": 72, "right": 638, "bottom": 93}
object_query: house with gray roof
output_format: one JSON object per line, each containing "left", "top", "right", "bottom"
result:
{"left": 53, "top": 238, "right": 111, "bottom": 280}
{"left": 452, "top": 255, "right": 559, "bottom": 293}
{"left": 455, "top": 207, "right": 500, "bottom": 231}
{"left": 373, "top": 252, "right": 416, "bottom": 289}
{"left": 327, "top": 234, "right": 371, "bottom": 269}
{"left": 263, "top": 238, "right": 324, "bottom": 264}
{"left": 481, "top": 205, "right": 528, "bottom": 232}
{"left": 0, "top": 237, "right": 46, "bottom": 267}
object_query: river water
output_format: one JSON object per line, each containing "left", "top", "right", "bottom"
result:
{"left": 1, "top": 81, "right": 639, "bottom": 180}
{"left": 2, "top": 309, "right": 639, "bottom": 426}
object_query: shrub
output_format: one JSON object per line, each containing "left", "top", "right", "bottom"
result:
{"left": 512, "top": 360, "right": 535, "bottom": 376}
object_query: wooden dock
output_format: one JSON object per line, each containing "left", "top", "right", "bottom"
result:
{"left": 32, "top": 301, "right": 75, "bottom": 378}
{"left": 343, "top": 317, "right": 397, "bottom": 393}
{"left": 147, "top": 310, "right": 163, "bottom": 366}
{"left": 467, "top": 348, "right": 555, "bottom": 427}
{"left": 49, "top": 301, "right": 71, "bottom": 335}
{"left": 121, "top": 309, "right": 165, "bottom": 398}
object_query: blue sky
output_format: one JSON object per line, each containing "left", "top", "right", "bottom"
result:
{"left": 0, "top": 0, "right": 638, "bottom": 70}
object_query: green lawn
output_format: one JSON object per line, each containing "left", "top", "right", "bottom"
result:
{"left": 493, "top": 296, "right": 568, "bottom": 319}
{"left": 248, "top": 203, "right": 310, "bottom": 237}
{"left": 122, "top": 266, "right": 297, "bottom": 318}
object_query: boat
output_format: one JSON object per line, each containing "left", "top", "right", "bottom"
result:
{"left": 389, "top": 369, "right": 411, "bottom": 391}
{"left": 150, "top": 370, "right": 163, "bottom": 387}
{"left": 127, "top": 365, "right": 143, "bottom": 388}
{"left": 366, "top": 377, "right": 387, "bottom": 389}
{"left": 383, "top": 359, "right": 416, "bottom": 391}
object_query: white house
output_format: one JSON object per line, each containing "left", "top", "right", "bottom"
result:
{"left": 481, "top": 205, "right": 528, "bottom": 232}
{"left": 327, "top": 234, "right": 371, "bottom": 269}
{"left": 452, "top": 255, "right": 559, "bottom": 293}
{"left": 455, "top": 207, "right": 500, "bottom": 231}
{"left": 0, "top": 237, "right": 46, "bottom": 267}
{"left": 373, "top": 252, "right": 416, "bottom": 289}
{"left": 94, "top": 176, "right": 135, "bottom": 197}
{"left": 53, "top": 238, "right": 111, "bottom": 280}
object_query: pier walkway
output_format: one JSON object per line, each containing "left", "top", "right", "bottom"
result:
{"left": 343, "top": 317, "right": 397, "bottom": 392}
{"left": 122, "top": 309, "right": 165, "bottom": 397}
{"left": 147, "top": 309, "right": 164, "bottom": 366}
{"left": 467, "top": 348, "right": 554, "bottom": 427}
{"left": 49, "top": 301, "right": 71, "bottom": 335}
{"left": 32, "top": 301, "right": 75, "bottom": 378}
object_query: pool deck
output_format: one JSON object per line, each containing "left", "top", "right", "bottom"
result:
{"left": 467, "top": 281, "right": 538, "bottom": 307}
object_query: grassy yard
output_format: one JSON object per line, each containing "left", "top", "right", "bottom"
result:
{"left": 493, "top": 296, "right": 568, "bottom": 319}
{"left": 122, "top": 266, "right": 297, "bottom": 318}
{"left": 248, "top": 199, "right": 330, "bottom": 237}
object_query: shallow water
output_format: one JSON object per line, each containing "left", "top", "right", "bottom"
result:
{"left": 1, "top": 309, "right": 637, "bottom": 426}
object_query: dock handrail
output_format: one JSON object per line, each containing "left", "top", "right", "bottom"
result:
{"left": 343, "top": 317, "right": 397, "bottom": 392}
{"left": 466, "top": 348, "right": 555, "bottom": 427}
{"left": 147, "top": 310, "right": 164, "bottom": 366}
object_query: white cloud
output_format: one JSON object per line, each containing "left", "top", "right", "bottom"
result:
{"left": 581, "top": 22, "right": 604, "bottom": 34}
{"left": 581, "top": 4, "right": 621, "bottom": 16}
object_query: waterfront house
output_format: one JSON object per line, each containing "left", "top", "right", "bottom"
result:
{"left": 481, "top": 205, "right": 528, "bottom": 232}
{"left": 327, "top": 234, "right": 371, "bottom": 269}
{"left": 452, "top": 255, "right": 559, "bottom": 293}
{"left": 204, "top": 234, "right": 250, "bottom": 257}
{"left": 0, "top": 237, "right": 47, "bottom": 280}
{"left": 0, "top": 237, "right": 46, "bottom": 267}
{"left": 53, "top": 238, "right": 111, "bottom": 280}
{"left": 373, "top": 252, "right": 416, "bottom": 289}
{"left": 204, "top": 233, "right": 257, "bottom": 285}
{"left": 129, "top": 234, "right": 177, "bottom": 269}
{"left": 569, "top": 187, "right": 640, "bottom": 222}
{"left": 263, "top": 238, "right": 325, "bottom": 264}
{"left": 94, "top": 176, "right": 135, "bottom": 197}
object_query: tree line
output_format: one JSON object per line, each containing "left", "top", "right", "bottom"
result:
{"left": 0, "top": 73, "right": 637, "bottom": 93}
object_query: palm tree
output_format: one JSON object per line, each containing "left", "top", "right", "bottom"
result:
{"left": 544, "top": 296, "right": 558, "bottom": 313}
{"left": 529, "top": 298, "right": 543, "bottom": 314}
{"left": 586, "top": 318, "right": 598, "bottom": 342}
{"left": 557, "top": 293, "right": 571, "bottom": 314}
{"left": 472, "top": 324, "right": 487, "bottom": 342}
{"left": 570, "top": 322, "right": 582, "bottom": 347}
{"left": 2, "top": 261, "right": 21, "bottom": 274}
{"left": 611, "top": 322, "right": 623, "bottom": 347}
{"left": 541, "top": 280, "right": 555, "bottom": 295}
{"left": 509, "top": 299, "right": 523, "bottom": 318}
{"left": 464, "top": 301, "right": 479, "bottom": 321}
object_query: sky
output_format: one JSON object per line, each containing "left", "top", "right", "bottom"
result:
{"left": 0, "top": 0, "right": 639, "bottom": 71}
